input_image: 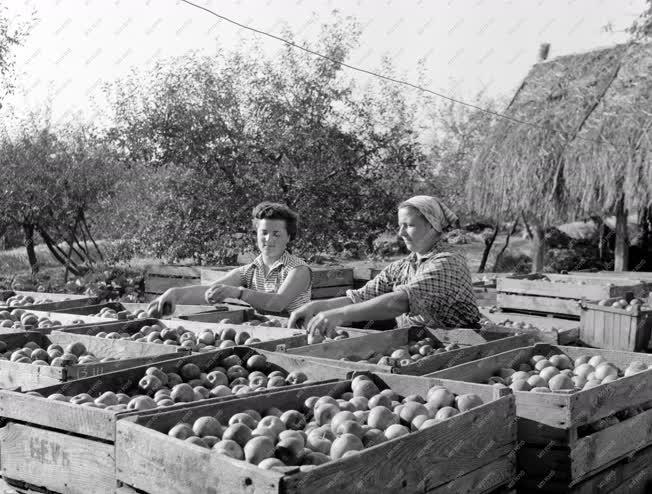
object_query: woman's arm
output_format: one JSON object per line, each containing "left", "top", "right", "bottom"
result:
{"left": 240, "top": 266, "right": 311, "bottom": 312}
{"left": 148, "top": 268, "right": 242, "bottom": 314}
{"left": 205, "top": 266, "right": 311, "bottom": 313}
{"left": 287, "top": 297, "right": 353, "bottom": 329}
{"left": 306, "top": 291, "right": 409, "bottom": 337}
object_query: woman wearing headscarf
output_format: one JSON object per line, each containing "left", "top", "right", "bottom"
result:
{"left": 288, "top": 196, "right": 480, "bottom": 336}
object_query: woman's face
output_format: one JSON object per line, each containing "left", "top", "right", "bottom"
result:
{"left": 256, "top": 219, "right": 290, "bottom": 258}
{"left": 397, "top": 207, "right": 440, "bottom": 254}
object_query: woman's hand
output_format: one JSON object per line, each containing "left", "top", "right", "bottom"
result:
{"left": 288, "top": 301, "right": 322, "bottom": 329}
{"left": 147, "top": 288, "right": 177, "bottom": 317}
{"left": 306, "top": 310, "right": 345, "bottom": 339}
{"left": 205, "top": 284, "right": 240, "bottom": 304}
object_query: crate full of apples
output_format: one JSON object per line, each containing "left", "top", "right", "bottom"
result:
{"left": 428, "top": 342, "right": 652, "bottom": 481}
{"left": 580, "top": 295, "right": 652, "bottom": 351}
{"left": 0, "top": 349, "right": 355, "bottom": 494}
{"left": 115, "top": 372, "right": 516, "bottom": 494}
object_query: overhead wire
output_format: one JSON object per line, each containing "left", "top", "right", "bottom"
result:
{"left": 178, "top": 0, "right": 629, "bottom": 149}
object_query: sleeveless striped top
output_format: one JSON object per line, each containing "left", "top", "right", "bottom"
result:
{"left": 235, "top": 251, "right": 312, "bottom": 313}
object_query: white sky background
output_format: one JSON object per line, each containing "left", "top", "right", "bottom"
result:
{"left": 1, "top": 0, "right": 645, "bottom": 126}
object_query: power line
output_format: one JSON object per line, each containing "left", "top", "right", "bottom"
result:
{"left": 178, "top": 0, "right": 629, "bottom": 148}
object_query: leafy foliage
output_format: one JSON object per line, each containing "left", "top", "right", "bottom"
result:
{"left": 107, "top": 17, "right": 425, "bottom": 263}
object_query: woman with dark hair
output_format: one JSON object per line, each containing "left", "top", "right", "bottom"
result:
{"left": 148, "top": 202, "right": 311, "bottom": 316}
{"left": 289, "top": 196, "right": 480, "bottom": 335}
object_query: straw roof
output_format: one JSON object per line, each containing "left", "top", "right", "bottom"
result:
{"left": 469, "top": 42, "right": 652, "bottom": 223}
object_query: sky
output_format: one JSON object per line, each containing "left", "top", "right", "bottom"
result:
{"left": 1, "top": 0, "right": 646, "bottom": 125}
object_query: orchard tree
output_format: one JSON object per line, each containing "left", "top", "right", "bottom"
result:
{"left": 107, "top": 16, "right": 424, "bottom": 263}
{"left": 0, "top": 110, "right": 124, "bottom": 276}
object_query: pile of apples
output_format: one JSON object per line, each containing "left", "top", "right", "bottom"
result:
{"left": 93, "top": 323, "right": 263, "bottom": 352}
{"left": 0, "top": 309, "right": 85, "bottom": 329}
{"left": 481, "top": 319, "right": 538, "bottom": 331}
{"left": 338, "top": 337, "right": 460, "bottom": 366}
{"left": 488, "top": 353, "right": 651, "bottom": 394}
{"left": 0, "top": 340, "right": 112, "bottom": 367}
{"left": 162, "top": 376, "right": 484, "bottom": 468}
{"left": 597, "top": 297, "right": 650, "bottom": 311}
{"left": 90, "top": 307, "right": 133, "bottom": 320}
{"left": 2, "top": 294, "right": 58, "bottom": 307}
{"left": 24, "top": 353, "right": 309, "bottom": 411}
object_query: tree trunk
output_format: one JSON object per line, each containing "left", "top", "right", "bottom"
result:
{"left": 521, "top": 212, "right": 534, "bottom": 240}
{"left": 492, "top": 218, "right": 520, "bottom": 272}
{"left": 531, "top": 223, "right": 546, "bottom": 273}
{"left": 22, "top": 223, "right": 39, "bottom": 276}
{"left": 478, "top": 223, "right": 499, "bottom": 273}
{"left": 596, "top": 217, "right": 607, "bottom": 261}
{"left": 614, "top": 196, "right": 629, "bottom": 272}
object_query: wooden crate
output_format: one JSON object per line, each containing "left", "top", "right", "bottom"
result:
{"left": 256, "top": 326, "right": 537, "bottom": 375}
{"left": 0, "top": 331, "right": 185, "bottom": 390}
{"left": 201, "top": 265, "right": 354, "bottom": 301}
{"left": 0, "top": 290, "right": 95, "bottom": 312}
{"left": 0, "top": 309, "right": 112, "bottom": 334}
{"left": 516, "top": 442, "right": 652, "bottom": 493}
{"left": 53, "top": 317, "right": 360, "bottom": 346}
{"left": 496, "top": 274, "right": 648, "bottom": 318}
{"left": 115, "top": 372, "right": 516, "bottom": 494}
{"left": 579, "top": 297, "right": 652, "bottom": 352}
{"left": 50, "top": 301, "right": 127, "bottom": 316}
{"left": 480, "top": 308, "right": 580, "bottom": 345}
{"left": 568, "top": 270, "right": 652, "bottom": 292}
{"left": 0, "top": 349, "right": 352, "bottom": 494}
{"left": 429, "top": 342, "right": 652, "bottom": 483}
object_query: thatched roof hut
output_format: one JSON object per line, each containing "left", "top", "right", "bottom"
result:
{"left": 469, "top": 41, "right": 652, "bottom": 270}
{"left": 469, "top": 41, "right": 652, "bottom": 222}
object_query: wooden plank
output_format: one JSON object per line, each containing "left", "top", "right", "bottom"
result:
{"left": 145, "top": 265, "right": 201, "bottom": 278}
{"left": 426, "top": 456, "right": 514, "bottom": 494}
{"left": 311, "top": 285, "right": 350, "bottom": 299}
{"left": 0, "top": 422, "right": 116, "bottom": 494}
{"left": 176, "top": 307, "right": 253, "bottom": 324}
{"left": 480, "top": 308, "right": 580, "bottom": 332}
{"left": 309, "top": 267, "right": 354, "bottom": 288}
{"left": 201, "top": 266, "right": 354, "bottom": 289}
{"left": 497, "top": 293, "right": 582, "bottom": 317}
{"left": 518, "top": 442, "right": 652, "bottom": 493}
{"left": 116, "top": 379, "right": 516, "bottom": 494}
{"left": 117, "top": 420, "right": 282, "bottom": 494}
{"left": 569, "top": 407, "right": 652, "bottom": 480}
{"left": 498, "top": 276, "right": 647, "bottom": 300}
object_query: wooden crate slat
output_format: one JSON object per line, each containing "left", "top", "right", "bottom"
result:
{"left": 145, "top": 265, "right": 202, "bottom": 278}
{"left": 497, "top": 293, "right": 582, "bottom": 317}
{"left": 0, "top": 423, "right": 116, "bottom": 494}
{"left": 569, "top": 407, "right": 652, "bottom": 480}
{"left": 201, "top": 266, "right": 354, "bottom": 289}
{"left": 498, "top": 276, "right": 647, "bottom": 300}
{"left": 309, "top": 267, "right": 354, "bottom": 288}
{"left": 425, "top": 456, "right": 514, "bottom": 494}
{"left": 309, "top": 285, "right": 349, "bottom": 299}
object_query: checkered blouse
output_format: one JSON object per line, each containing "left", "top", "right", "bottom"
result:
{"left": 346, "top": 242, "right": 481, "bottom": 328}
{"left": 234, "top": 251, "right": 312, "bottom": 313}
